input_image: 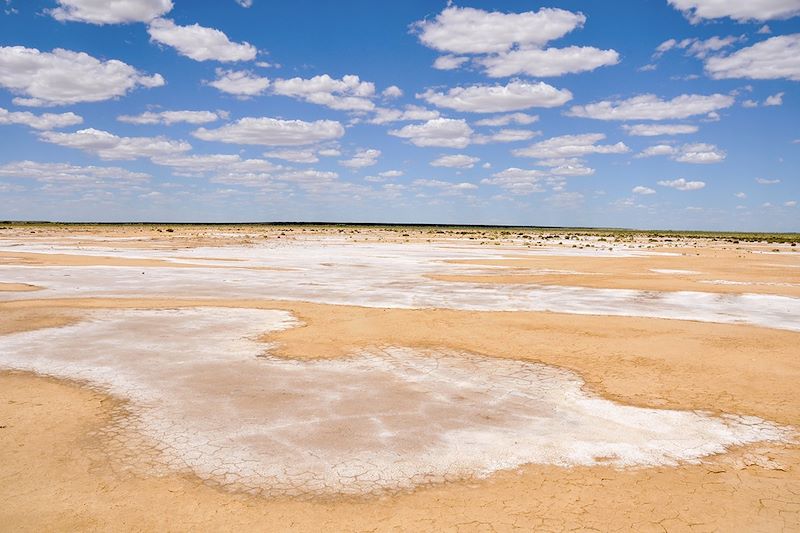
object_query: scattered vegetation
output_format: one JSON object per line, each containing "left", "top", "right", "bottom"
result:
{"left": 0, "top": 221, "right": 797, "bottom": 244}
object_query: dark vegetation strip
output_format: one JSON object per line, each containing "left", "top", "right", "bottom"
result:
{"left": 1, "top": 221, "right": 798, "bottom": 243}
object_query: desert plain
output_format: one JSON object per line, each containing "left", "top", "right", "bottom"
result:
{"left": 1, "top": 223, "right": 799, "bottom": 532}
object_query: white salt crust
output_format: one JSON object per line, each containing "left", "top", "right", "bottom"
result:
{"left": 700, "top": 280, "right": 799, "bottom": 287}
{"left": 0, "top": 307, "right": 792, "bottom": 496}
{"left": 1, "top": 239, "right": 799, "bottom": 331}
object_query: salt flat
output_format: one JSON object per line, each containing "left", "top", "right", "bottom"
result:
{"left": 1, "top": 236, "right": 799, "bottom": 330}
{"left": 0, "top": 225, "right": 798, "bottom": 531}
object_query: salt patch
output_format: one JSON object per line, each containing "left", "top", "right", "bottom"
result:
{"left": 0, "top": 307, "right": 791, "bottom": 496}
{"left": 0, "top": 239, "right": 798, "bottom": 331}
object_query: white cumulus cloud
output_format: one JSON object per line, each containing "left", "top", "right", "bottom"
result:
{"left": 636, "top": 143, "right": 725, "bottom": 163}
{"left": 705, "top": 34, "right": 800, "bottom": 81}
{"left": 39, "top": 128, "right": 191, "bottom": 160}
{"left": 432, "top": 55, "right": 469, "bottom": 70}
{"left": 262, "top": 150, "right": 319, "bottom": 164}
{"left": 481, "top": 168, "right": 549, "bottom": 195}
{"left": 273, "top": 74, "right": 376, "bottom": 111}
{"left": 152, "top": 155, "right": 286, "bottom": 183}
{"left": 208, "top": 69, "right": 270, "bottom": 96}
{"left": 764, "top": 92, "right": 785, "bottom": 106}
{"left": 0, "top": 46, "right": 164, "bottom": 106}
{"left": 674, "top": 143, "right": 726, "bottom": 163}
{"left": 430, "top": 154, "right": 480, "bottom": 168}
{"left": 193, "top": 117, "right": 344, "bottom": 146}
{"left": 567, "top": 93, "right": 735, "bottom": 120}
{"left": 412, "top": 5, "right": 586, "bottom": 54}
{"left": 380, "top": 170, "right": 403, "bottom": 178}
{"left": 541, "top": 158, "right": 595, "bottom": 176}
{"left": 413, "top": 6, "right": 618, "bottom": 78}
{"left": 655, "top": 36, "right": 743, "bottom": 60}
{"left": 382, "top": 85, "right": 403, "bottom": 98}
{"left": 419, "top": 80, "right": 572, "bottom": 113}
{"left": 147, "top": 18, "right": 257, "bottom": 62}
{"left": 478, "top": 46, "right": 619, "bottom": 78}
{"left": 339, "top": 149, "right": 381, "bottom": 169}
{"left": 49, "top": 0, "right": 173, "bottom": 24}
{"left": 388, "top": 118, "right": 473, "bottom": 148}
{"left": 0, "top": 160, "right": 151, "bottom": 188}
{"left": 0, "top": 107, "right": 82, "bottom": 130}
{"left": 636, "top": 144, "right": 678, "bottom": 158}
{"left": 667, "top": 0, "right": 800, "bottom": 22}
{"left": 474, "top": 113, "right": 539, "bottom": 127}
{"left": 475, "top": 129, "right": 539, "bottom": 144}
{"left": 658, "top": 178, "right": 706, "bottom": 190}
{"left": 369, "top": 105, "right": 440, "bottom": 125}
{"left": 632, "top": 186, "right": 656, "bottom": 195}
{"left": 117, "top": 110, "right": 221, "bottom": 125}
{"left": 512, "top": 133, "right": 629, "bottom": 159}
{"left": 623, "top": 123, "right": 699, "bottom": 136}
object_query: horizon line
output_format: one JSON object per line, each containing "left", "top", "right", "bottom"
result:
{"left": 2, "top": 220, "right": 798, "bottom": 236}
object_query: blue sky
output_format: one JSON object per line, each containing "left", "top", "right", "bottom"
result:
{"left": 0, "top": 0, "right": 798, "bottom": 230}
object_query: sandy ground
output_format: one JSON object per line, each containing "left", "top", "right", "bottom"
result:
{"left": 0, "top": 251, "right": 289, "bottom": 271}
{"left": 0, "top": 282, "right": 42, "bottom": 292}
{"left": 436, "top": 248, "right": 800, "bottom": 297}
{"left": 0, "top": 225, "right": 799, "bottom": 531}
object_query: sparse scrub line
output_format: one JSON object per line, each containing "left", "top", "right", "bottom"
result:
{"left": 1, "top": 222, "right": 797, "bottom": 245}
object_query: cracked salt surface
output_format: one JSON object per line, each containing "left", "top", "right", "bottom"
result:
{"left": 0, "top": 307, "right": 791, "bottom": 496}
{"left": 0, "top": 239, "right": 799, "bottom": 331}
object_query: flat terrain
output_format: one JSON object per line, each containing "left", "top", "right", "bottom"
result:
{"left": 0, "top": 224, "right": 799, "bottom": 532}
